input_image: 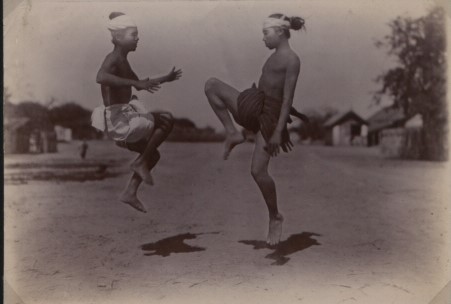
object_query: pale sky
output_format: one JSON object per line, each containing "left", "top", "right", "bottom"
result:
{"left": 4, "top": 0, "right": 438, "bottom": 129}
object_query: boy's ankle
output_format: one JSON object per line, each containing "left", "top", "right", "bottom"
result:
{"left": 270, "top": 213, "right": 283, "bottom": 220}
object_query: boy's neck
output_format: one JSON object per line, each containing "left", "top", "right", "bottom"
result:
{"left": 113, "top": 45, "right": 129, "bottom": 58}
{"left": 275, "top": 39, "right": 290, "bottom": 53}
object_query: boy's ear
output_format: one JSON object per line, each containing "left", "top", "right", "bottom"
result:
{"left": 276, "top": 27, "right": 284, "bottom": 37}
{"left": 111, "top": 30, "right": 124, "bottom": 41}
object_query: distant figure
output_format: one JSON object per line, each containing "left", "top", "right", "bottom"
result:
{"left": 91, "top": 12, "right": 182, "bottom": 213}
{"left": 204, "top": 14, "right": 308, "bottom": 246}
{"left": 79, "top": 140, "right": 89, "bottom": 159}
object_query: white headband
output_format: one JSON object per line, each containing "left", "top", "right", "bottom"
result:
{"left": 263, "top": 17, "right": 290, "bottom": 30}
{"left": 107, "top": 15, "right": 136, "bottom": 31}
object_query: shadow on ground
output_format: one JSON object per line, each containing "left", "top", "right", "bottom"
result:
{"left": 4, "top": 164, "right": 121, "bottom": 184}
{"left": 239, "top": 232, "right": 321, "bottom": 265}
{"left": 141, "top": 232, "right": 220, "bottom": 257}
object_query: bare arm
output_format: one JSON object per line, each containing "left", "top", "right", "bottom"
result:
{"left": 96, "top": 54, "right": 160, "bottom": 92}
{"left": 275, "top": 56, "right": 300, "bottom": 133}
{"left": 267, "top": 56, "right": 300, "bottom": 156}
{"left": 150, "top": 67, "right": 182, "bottom": 85}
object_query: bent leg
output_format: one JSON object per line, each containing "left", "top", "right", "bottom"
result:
{"left": 116, "top": 112, "right": 171, "bottom": 213}
{"left": 119, "top": 151, "right": 161, "bottom": 213}
{"left": 151, "top": 112, "right": 175, "bottom": 145}
{"left": 204, "top": 77, "right": 245, "bottom": 159}
{"left": 251, "top": 132, "right": 284, "bottom": 246}
{"left": 131, "top": 113, "right": 174, "bottom": 184}
{"left": 119, "top": 173, "right": 147, "bottom": 213}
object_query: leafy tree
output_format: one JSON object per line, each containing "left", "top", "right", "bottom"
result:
{"left": 374, "top": 6, "right": 447, "bottom": 160}
{"left": 48, "top": 102, "right": 94, "bottom": 139}
{"left": 173, "top": 117, "right": 196, "bottom": 129}
{"left": 49, "top": 102, "right": 92, "bottom": 128}
{"left": 14, "top": 101, "right": 54, "bottom": 131}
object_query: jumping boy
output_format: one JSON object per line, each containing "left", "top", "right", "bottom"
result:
{"left": 92, "top": 12, "right": 182, "bottom": 213}
{"left": 204, "top": 14, "right": 307, "bottom": 246}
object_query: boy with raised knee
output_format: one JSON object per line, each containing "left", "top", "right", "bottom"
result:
{"left": 92, "top": 12, "right": 182, "bottom": 213}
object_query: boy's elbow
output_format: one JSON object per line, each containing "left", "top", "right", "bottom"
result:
{"left": 96, "top": 71, "right": 106, "bottom": 84}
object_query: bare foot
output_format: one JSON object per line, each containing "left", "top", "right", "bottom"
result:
{"left": 267, "top": 214, "right": 284, "bottom": 247}
{"left": 130, "top": 162, "right": 154, "bottom": 185}
{"left": 223, "top": 133, "right": 245, "bottom": 160}
{"left": 119, "top": 192, "right": 147, "bottom": 213}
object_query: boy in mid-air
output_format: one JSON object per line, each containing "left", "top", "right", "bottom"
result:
{"left": 204, "top": 14, "right": 308, "bottom": 246}
{"left": 92, "top": 12, "right": 182, "bottom": 213}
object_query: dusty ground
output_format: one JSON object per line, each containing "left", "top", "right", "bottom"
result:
{"left": 4, "top": 141, "right": 451, "bottom": 304}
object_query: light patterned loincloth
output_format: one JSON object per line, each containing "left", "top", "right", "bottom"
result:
{"left": 91, "top": 99, "right": 155, "bottom": 143}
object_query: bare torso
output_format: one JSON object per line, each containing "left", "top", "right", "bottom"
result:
{"left": 258, "top": 49, "right": 299, "bottom": 101}
{"left": 101, "top": 52, "right": 137, "bottom": 106}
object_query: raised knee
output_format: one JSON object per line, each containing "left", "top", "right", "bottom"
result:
{"left": 156, "top": 112, "right": 174, "bottom": 133}
{"left": 154, "top": 150, "right": 161, "bottom": 161}
{"left": 162, "top": 113, "right": 174, "bottom": 131}
{"left": 162, "top": 112, "right": 174, "bottom": 132}
{"left": 161, "top": 112, "right": 174, "bottom": 122}
{"left": 204, "top": 77, "right": 219, "bottom": 94}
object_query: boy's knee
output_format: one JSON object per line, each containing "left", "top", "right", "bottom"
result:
{"left": 161, "top": 112, "right": 174, "bottom": 122}
{"left": 159, "top": 113, "right": 174, "bottom": 133}
{"left": 153, "top": 149, "right": 161, "bottom": 160}
{"left": 251, "top": 167, "right": 267, "bottom": 181}
{"left": 205, "top": 77, "right": 219, "bottom": 94}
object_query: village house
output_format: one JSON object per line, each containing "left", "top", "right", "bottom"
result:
{"left": 4, "top": 118, "right": 32, "bottom": 154}
{"left": 323, "top": 110, "right": 368, "bottom": 146}
{"left": 367, "top": 106, "right": 405, "bottom": 146}
{"left": 366, "top": 105, "right": 426, "bottom": 158}
{"left": 55, "top": 125, "right": 73, "bottom": 142}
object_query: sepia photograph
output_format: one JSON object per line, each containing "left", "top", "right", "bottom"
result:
{"left": 3, "top": 0, "right": 451, "bottom": 303}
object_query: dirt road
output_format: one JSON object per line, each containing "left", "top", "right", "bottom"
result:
{"left": 4, "top": 141, "right": 450, "bottom": 304}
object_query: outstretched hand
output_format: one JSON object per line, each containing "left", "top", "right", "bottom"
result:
{"left": 166, "top": 67, "right": 182, "bottom": 82}
{"left": 146, "top": 80, "right": 161, "bottom": 93}
{"left": 134, "top": 78, "right": 161, "bottom": 93}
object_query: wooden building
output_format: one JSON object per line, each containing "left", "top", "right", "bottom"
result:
{"left": 324, "top": 111, "right": 368, "bottom": 146}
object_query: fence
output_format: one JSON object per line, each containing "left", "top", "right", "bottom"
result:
{"left": 380, "top": 127, "right": 423, "bottom": 159}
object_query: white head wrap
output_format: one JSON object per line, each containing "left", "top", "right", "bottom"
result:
{"left": 263, "top": 16, "right": 290, "bottom": 30}
{"left": 107, "top": 14, "right": 136, "bottom": 31}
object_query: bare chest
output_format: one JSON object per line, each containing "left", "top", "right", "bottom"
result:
{"left": 114, "top": 60, "right": 135, "bottom": 78}
{"left": 262, "top": 56, "right": 287, "bottom": 77}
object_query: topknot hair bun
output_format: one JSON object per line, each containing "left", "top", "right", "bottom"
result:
{"left": 289, "top": 16, "right": 305, "bottom": 31}
{"left": 109, "top": 12, "right": 125, "bottom": 20}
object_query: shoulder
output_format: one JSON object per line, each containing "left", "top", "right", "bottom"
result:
{"left": 100, "top": 52, "right": 123, "bottom": 73}
{"left": 103, "top": 52, "right": 121, "bottom": 66}
{"left": 287, "top": 51, "right": 300, "bottom": 67}
{"left": 284, "top": 52, "right": 300, "bottom": 73}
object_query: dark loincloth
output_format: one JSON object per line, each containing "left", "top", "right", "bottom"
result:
{"left": 235, "top": 84, "right": 309, "bottom": 153}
